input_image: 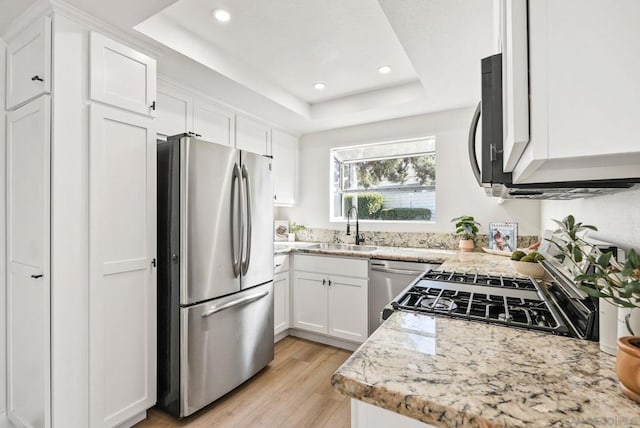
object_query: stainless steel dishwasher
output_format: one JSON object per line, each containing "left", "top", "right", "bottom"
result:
{"left": 369, "top": 259, "right": 441, "bottom": 334}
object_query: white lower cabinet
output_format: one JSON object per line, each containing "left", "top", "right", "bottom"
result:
{"left": 89, "top": 104, "right": 157, "bottom": 427}
{"left": 292, "top": 255, "right": 368, "bottom": 343}
{"left": 274, "top": 272, "right": 290, "bottom": 336}
{"left": 352, "top": 399, "right": 434, "bottom": 428}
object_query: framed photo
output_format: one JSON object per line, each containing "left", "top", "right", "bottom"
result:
{"left": 489, "top": 223, "right": 518, "bottom": 252}
{"left": 274, "top": 220, "right": 289, "bottom": 241}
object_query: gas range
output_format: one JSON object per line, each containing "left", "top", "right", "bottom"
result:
{"left": 383, "top": 270, "right": 598, "bottom": 339}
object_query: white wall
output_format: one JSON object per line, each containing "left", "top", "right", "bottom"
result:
{"left": 541, "top": 189, "right": 640, "bottom": 250}
{"left": 283, "top": 107, "right": 541, "bottom": 236}
{"left": 0, "top": 37, "right": 7, "bottom": 415}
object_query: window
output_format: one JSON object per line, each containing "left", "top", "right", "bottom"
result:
{"left": 331, "top": 138, "right": 436, "bottom": 222}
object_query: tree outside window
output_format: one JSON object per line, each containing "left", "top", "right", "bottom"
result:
{"left": 331, "top": 138, "right": 436, "bottom": 222}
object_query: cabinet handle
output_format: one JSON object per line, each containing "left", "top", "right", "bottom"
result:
{"left": 151, "top": 258, "right": 157, "bottom": 268}
{"left": 275, "top": 263, "right": 282, "bottom": 268}
{"left": 150, "top": 101, "right": 156, "bottom": 110}
{"left": 31, "top": 75, "right": 44, "bottom": 82}
{"left": 31, "top": 274, "right": 43, "bottom": 279}
{"left": 322, "top": 279, "right": 326, "bottom": 285}
{"left": 328, "top": 280, "right": 332, "bottom": 286}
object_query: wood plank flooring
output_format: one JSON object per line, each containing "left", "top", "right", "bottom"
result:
{"left": 135, "top": 337, "right": 352, "bottom": 428}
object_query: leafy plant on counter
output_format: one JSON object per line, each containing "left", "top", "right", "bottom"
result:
{"left": 451, "top": 215, "right": 481, "bottom": 241}
{"left": 289, "top": 222, "right": 306, "bottom": 233}
{"left": 548, "top": 215, "right": 640, "bottom": 334}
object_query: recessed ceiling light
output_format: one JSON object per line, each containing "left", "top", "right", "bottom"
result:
{"left": 212, "top": 8, "right": 231, "bottom": 22}
{"left": 378, "top": 65, "right": 392, "bottom": 74}
{"left": 313, "top": 82, "right": 326, "bottom": 90}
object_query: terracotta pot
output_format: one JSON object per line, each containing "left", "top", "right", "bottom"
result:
{"left": 458, "top": 239, "right": 475, "bottom": 252}
{"left": 617, "top": 336, "right": 640, "bottom": 403}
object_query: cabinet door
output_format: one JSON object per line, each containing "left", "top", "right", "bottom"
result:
{"left": 89, "top": 104, "right": 156, "bottom": 427}
{"left": 272, "top": 129, "right": 297, "bottom": 206}
{"left": 236, "top": 114, "right": 270, "bottom": 155}
{"left": 292, "top": 272, "right": 328, "bottom": 334}
{"left": 193, "top": 99, "right": 233, "bottom": 146}
{"left": 89, "top": 32, "right": 157, "bottom": 117}
{"left": 328, "top": 275, "right": 368, "bottom": 343}
{"left": 274, "top": 271, "right": 290, "bottom": 336}
{"left": 156, "top": 81, "right": 193, "bottom": 137}
{"left": 501, "top": 0, "right": 529, "bottom": 172}
{"left": 6, "top": 96, "right": 51, "bottom": 428}
{"left": 6, "top": 16, "right": 51, "bottom": 110}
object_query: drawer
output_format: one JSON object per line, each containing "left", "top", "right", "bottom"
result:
{"left": 274, "top": 254, "right": 289, "bottom": 273}
{"left": 294, "top": 254, "right": 368, "bottom": 279}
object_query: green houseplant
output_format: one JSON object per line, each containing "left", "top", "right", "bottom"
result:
{"left": 548, "top": 215, "right": 640, "bottom": 402}
{"left": 451, "top": 215, "right": 480, "bottom": 252}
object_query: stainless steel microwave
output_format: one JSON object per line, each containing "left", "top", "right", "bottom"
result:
{"left": 468, "top": 53, "right": 639, "bottom": 200}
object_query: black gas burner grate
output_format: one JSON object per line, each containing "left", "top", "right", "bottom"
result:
{"left": 420, "top": 271, "right": 538, "bottom": 290}
{"left": 393, "top": 277, "right": 568, "bottom": 335}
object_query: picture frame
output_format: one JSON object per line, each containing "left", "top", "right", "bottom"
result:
{"left": 489, "top": 222, "right": 518, "bottom": 252}
{"left": 274, "top": 220, "right": 289, "bottom": 241}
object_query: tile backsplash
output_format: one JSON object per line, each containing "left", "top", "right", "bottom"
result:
{"left": 294, "top": 228, "right": 538, "bottom": 251}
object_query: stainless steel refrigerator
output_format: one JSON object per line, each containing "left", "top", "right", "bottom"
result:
{"left": 157, "top": 134, "right": 274, "bottom": 418}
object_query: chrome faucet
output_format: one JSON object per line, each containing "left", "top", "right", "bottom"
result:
{"left": 346, "top": 206, "right": 365, "bottom": 245}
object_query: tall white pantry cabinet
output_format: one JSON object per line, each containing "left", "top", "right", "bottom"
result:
{"left": 4, "top": 12, "right": 157, "bottom": 428}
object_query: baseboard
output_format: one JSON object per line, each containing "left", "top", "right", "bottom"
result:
{"left": 274, "top": 330, "right": 290, "bottom": 343}
{"left": 289, "top": 329, "right": 360, "bottom": 352}
{"left": 115, "top": 410, "right": 147, "bottom": 428}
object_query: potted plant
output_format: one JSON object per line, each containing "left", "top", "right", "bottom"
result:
{"left": 549, "top": 215, "right": 640, "bottom": 403}
{"left": 288, "top": 222, "right": 306, "bottom": 242}
{"left": 451, "top": 215, "right": 480, "bottom": 252}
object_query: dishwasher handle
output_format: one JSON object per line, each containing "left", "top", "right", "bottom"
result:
{"left": 370, "top": 265, "right": 426, "bottom": 276}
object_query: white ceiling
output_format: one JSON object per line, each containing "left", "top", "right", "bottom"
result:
{"left": 1, "top": 0, "right": 496, "bottom": 135}
{"left": 152, "top": 0, "right": 418, "bottom": 104}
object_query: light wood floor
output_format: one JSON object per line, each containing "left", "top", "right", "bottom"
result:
{"left": 135, "top": 337, "right": 352, "bottom": 428}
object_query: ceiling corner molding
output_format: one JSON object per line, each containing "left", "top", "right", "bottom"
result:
{"left": 1, "top": 0, "right": 53, "bottom": 40}
{"left": 49, "top": 0, "right": 165, "bottom": 57}
{"left": 310, "top": 80, "right": 426, "bottom": 120}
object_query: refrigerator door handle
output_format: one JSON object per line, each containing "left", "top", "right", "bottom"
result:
{"left": 240, "top": 163, "right": 252, "bottom": 276}
{"left": 200, "top": 290, "right": 269, "bottom": 318}
{"left": 230, "top": 163, "right": 242, "bottom": 277}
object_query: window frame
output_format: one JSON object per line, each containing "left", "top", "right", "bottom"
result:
{"left": 329, "top": 137, "right": 437, "bottom": 224}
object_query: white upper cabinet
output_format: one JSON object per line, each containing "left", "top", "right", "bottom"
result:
{"left": 271, "top": 129, "right": 297, "bottom": 206}
{"left": 499, "top": 0, "right": 529, "bottom": 172}
{"left": 510, "top": 0, "right": 640, "bottom": 183}
{"left": 89, "top": 32, "right": 157, "bottom": 117}
{"left": 5, "top": 16, "right": 51, "bottom": 110}
{"left": 193, "top": 99, "right": 233, "bottom": 146}
{"left": 236, "top": 114, "right": 271, "bottom": 156}
{"left": 156, "top": 81, "right": 193, "bottom": 137}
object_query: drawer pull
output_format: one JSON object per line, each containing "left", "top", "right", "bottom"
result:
{"left": 31, "top": 75, "right": 44, "bottom": 82}
{"left": 275, "top": 263, "right": 282, "bottom": 267}
{"left": 31, "top": 274, "right": 43, "bottom": 279}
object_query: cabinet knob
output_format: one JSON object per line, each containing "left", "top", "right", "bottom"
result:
{"left": 31, "top": 75, "right": 44, "bottom": 82}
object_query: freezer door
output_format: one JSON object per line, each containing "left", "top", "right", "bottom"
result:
{"left": 240, "top": 151, "right": 274, "bottom": 289}
{"left": 180, "top": 282, "right": 274, "bottom": 417}
{"left": 181, "top": 137, "right": 242, "bottom": 304}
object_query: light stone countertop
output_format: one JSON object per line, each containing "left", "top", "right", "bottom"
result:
{"left": 332, "top": 311, "right": 640, "bottom": 427}
{"left": 275, "top": 242, "right": 525, "bottom": 277}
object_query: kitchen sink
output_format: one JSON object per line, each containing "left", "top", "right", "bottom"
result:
{"left": 307, "top": 243, "right": 378, "bottom": 253}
